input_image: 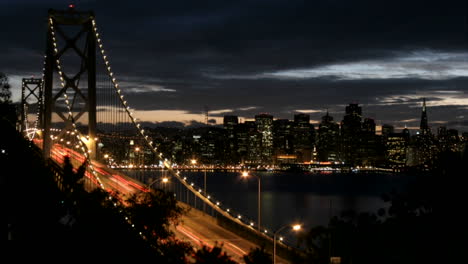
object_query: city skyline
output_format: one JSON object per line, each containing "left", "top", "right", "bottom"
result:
{"left": 3, "top": 3, "right": 464, "bottom": 260}
{"left": 132, "top": 99, "right": 459, "bottom": 135}
{"left": 1, "top": 0, "right": 468, "bottom": 132}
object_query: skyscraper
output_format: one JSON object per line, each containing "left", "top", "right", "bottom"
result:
{"left": 408, "top": 98, "right": 436, "bottom": 169}
{"left": 255, "top": 113, "right": 274, "bottom": 164}
{"left": 386, "top": 130, "right": 408, "bottom": 169}
{"left": 381, "top": 124, "right": 394, "bottom": 138}
{"left": 235, "top": 121, "right": 260, "bottom": 164}
{"left": 292, "top": 113, "right": 315, "bottom": 163}
{"left": 420, "top": 98, "right": 430, "bottom": 135}
{"left": 294, "top": 113, "right": 310, "bottom": 127}
{"left": 223, "top": 115, "right": 239, "bottom": 128}
{"left": 437, "top": 126, "right": 460, "bottom": 152}
{"left": 317, "top": 110, "right": 339, "bottom": 162}
{"left": 341, "top": 103, "right": 363, "bottom": 165}
{"left": 273, "top": 119, "right": 295, "bottom": 164}
{"left": 362, "top": 117, "right": 379, "bottom": 165}
{"left": 223, "top": 115, "right": 239, "bottom": 163}
{"left": 273, "top": 119, "right": 293, "bottom": 156}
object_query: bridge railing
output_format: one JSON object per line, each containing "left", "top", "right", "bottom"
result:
{"left": 158, "top": 162, "right": 305, "bottom": 261}
{"left": 28, "top": 10, "right": 305, "bottom": 261}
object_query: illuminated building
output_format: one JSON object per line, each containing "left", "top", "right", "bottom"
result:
{"left": 223, "top": 115, "right": 239, "bottom": 128}
{"left": 386, "top": 130, "right": 409, "bottom": 168}
{"left": 381, "top": 124, "right": 394, "bottom": 138}
{"left": 340, "top": 103, "right": 362, "bottom": 165}
{"left": 317, "top": 110, "right": 339, "bottom": 162}
{"left": 420, "top": 98, "right": 430, "bottom": 135}
{"left": 407, "top": 98, "right": 437, "bottom": 169}
{"left": 223, "top": 115, "right": 239, "bottom": 163}
{"left": 236, "top": 121, "right": 259, "bottom": 164}
{"left": 361, "top": 117, "right": 382, "bottom": 166}
{"left": 292, "top": 113, "right": 315, "bottom": 163}
{"left": 273, "top": 119, "right": 294, "bottom": 163}
{"left": 437, "top": 126, "right": 460, "bottom": 152}
{"left": 255, "top": 114, "right": 274, "bottom": 164}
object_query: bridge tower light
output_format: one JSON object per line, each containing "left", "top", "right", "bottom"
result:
{"left": 43, "top": 7, "right": 97, "bottom": 159}
{"left": 20, "top": 78, "right": 43, "bottom": 137}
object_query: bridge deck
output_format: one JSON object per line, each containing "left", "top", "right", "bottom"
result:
{"left": 173, "top": 202, "right": 290, "bottom": 264}
{"left": 46, "top": 143, "right": 292, "bottom": 263}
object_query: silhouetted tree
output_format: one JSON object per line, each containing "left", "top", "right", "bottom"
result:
{"left": 0, "top": 75, "right": 16, "bottom": 126}
{"left": 3, "top": 116, "right": 193, "bottom": 261}
{"left": 297, "top": 148, "right": 468, "bottom": 264}
{"left": 3, "top": 116, "right": 69, "bottom": 256}
{"left": 243, "top": 246, "right": 271, "bottom": 264}
{"left": 193, "top": 242, "right": 237, "bottom": 264}
{"left": 125, "top": 189, "right": 186, "bottom": 242}
{"left": 297, "top": 225, "right": 330, "bottom": 264}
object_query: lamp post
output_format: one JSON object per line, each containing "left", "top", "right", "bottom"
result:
{"left": 161, "top": 176, "right": 168, "bottom": 192}
{"left": 273, "top": 224, "right": 301, "bottom": 264}
{"left": 203, "top": 164, "right": 206, "bottom": 212}
{"left": 146, "top": 175, "right": 169, "bottom": 192}
{"left": 191, "top": 159, "right": 208, "bottom": 212}
{"left": 241, "top": 171, "right": 261, "bottom": 231}
{"left": 134, "top": 146, "right": 140, "bottom": 167}
{"left": 203, "top": 165, "right": 206, "bottom": 195}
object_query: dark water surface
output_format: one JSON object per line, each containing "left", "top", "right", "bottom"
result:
{"left": 124, "top": 170, "right": 415, "bottom": 234}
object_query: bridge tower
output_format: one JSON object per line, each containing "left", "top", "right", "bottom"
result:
{"left": 43, "top": 5, "right": 97, "bottom": 159}
{"left": 20, "top": 78, "right": 43, "bottom": 134}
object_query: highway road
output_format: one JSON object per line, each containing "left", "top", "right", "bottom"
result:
{"left": 47, "top": 143, "right": 290, "bottom": 263}
{"left": 172, "top": 203, "right": 290, "bottom": 264}
{"left": 50, "top": 143, "right": 148, "bottom": 200}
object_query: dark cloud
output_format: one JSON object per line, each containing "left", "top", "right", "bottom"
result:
{"left": 448, "top": 119, "right": 468, "bottom": 128}
{"left": 1, "top": 0, "right": 468, "bottom": 132}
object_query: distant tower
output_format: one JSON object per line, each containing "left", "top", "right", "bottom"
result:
{"left": 204, "top": 105, "right": 209, "bottom": 125}
{"left": 420, "top": 98, "right": 430, "bottom": 135}
{"left": 322, "top": 109, "right": 333, "bottom": 123}
{"left": 21, "top": 78, "right": 43, "bottom": 134}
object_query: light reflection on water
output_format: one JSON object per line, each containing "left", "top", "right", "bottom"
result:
{"left": 124, "top": 170, "right": 413, "bottom": 243}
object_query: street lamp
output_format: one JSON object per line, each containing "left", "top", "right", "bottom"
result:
{"left": 191, "top": 159, "right": 208, "bottom": 212}
{"left": 134, "top": 147, "right": 140, "bottom": 167}
{"left": 273, "top": 224, "right": 301, "bottom": 264}
{"left": 241, "top": 171, "right": 261, "bottom": 231}
{"left": 146, "top": 176, "right": 169, "bottom": 192}
{"left": 162, "top": 176, "right": 168, "bottom": 191}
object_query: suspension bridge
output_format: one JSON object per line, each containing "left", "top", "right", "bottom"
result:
{"left": 19, "top": 6, "right": 299, "bottom": 263}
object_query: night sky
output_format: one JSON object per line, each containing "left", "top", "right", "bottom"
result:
{"left": 1, "top": 0, "right": 468, "bottom": 132}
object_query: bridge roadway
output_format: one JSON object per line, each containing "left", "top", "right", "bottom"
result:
{"left": 172, "top": 203, "right": 289, "bottom": 263}
{"left": 48, "top": 144, "right": 290, "bottom": 263}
